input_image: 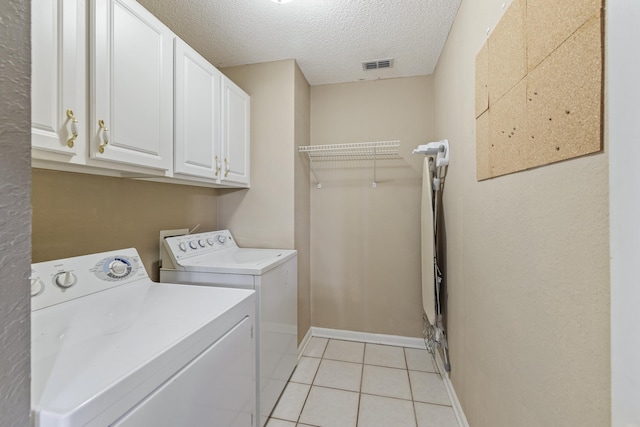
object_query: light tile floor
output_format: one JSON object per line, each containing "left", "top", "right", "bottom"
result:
{"left": 266, "top": 338, "right": 460, "bottom": 427}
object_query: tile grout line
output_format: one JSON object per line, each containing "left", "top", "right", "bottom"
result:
{"left": 320, "top": 338, "right": 329, "bottom": 358}
{"left": 405, "top": 347, "right": 420, "bottom": 427}
{"left": 297, "top": 384, "right": 312, "bottom": 425}
{"left": 358, "top": 391, "right": 413, "bottom": 402}
{"left": 355, "top": 343, "right": 368, "bottom": 427}
{"left": 295, "top": 338, "right": 330, "bottom": 425}
{"left": 294, "top": 383, "right": 426, "bottom": 404}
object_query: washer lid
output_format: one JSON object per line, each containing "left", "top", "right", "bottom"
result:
{"left": 31, "top": 280, "right": 254, "bottom": 426}
{"left": 177, "top": 247, "right": 297, "bottom": 275}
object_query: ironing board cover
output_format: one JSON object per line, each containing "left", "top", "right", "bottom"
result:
{"left": 421, "top": 157, "right": 436, "bottom": 326}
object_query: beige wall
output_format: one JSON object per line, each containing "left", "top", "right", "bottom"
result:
{"left": 0, "top": 0, "right": 31, "bottom": 423}
{"left": 32, "top": 170, "right": 218, "bottom": 281}
{"left": 310, "top": 76, "right": 434, "bottom": 337}
{"left": 219, "top": 60, "right": 296, "bottom": 248}
{"left": 220, "top": 60, "right": 312, "bottom": 344}
{"left": 433, "top": 1, "right": 610, "bottom": 426}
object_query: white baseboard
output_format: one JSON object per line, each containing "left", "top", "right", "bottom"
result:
{"left": 310, "top": 327, "right": 427, "bottom": 349}
{"left": 434, "top": 350, "right": 469, "bottom": 427}
{"left": 297, "top": 327, "right": 313, "bottom": 359}
{"left": 308, "top": 327, "right": 469, "bottom": 427}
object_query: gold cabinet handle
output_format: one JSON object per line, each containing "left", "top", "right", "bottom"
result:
{"left": 214, "top": 155, "right": 221, "bottom": 177}
{"left": 98, "top": 119, "right": 109, "bottom": 153}
{"left": 66, "top": 109, "right": 78, "bottom": 148}
{"left": 224, "top": 158, "right": 230, "bottom": 177}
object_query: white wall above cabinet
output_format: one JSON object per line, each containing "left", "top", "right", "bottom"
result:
{"left": 90, "top": 0, "right": 174, "bottom": 171}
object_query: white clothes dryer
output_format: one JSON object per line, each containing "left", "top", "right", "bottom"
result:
{"left": 31, "top": 248, "right": 256, "bottom": 427}
{"left": 160, "top": 230, "right": 297, "bottom": 427}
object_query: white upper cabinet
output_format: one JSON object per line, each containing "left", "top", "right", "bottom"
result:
{"left": 174, "top": 39, "right": 222, "bottom": 180}
{"left": 31, "top": 0, "right": 250, "bottom": 187}
{"left": 90, "top": 0, "right": 174, "bottom": 171}
{"left": 32, "top": 0, "right": 85, "bottom": 157}
{"left": 174, "top": 41, "right": 251, "bottom": 187}
{"left": 221, "top": 77, "right": 250, "bottom": 187}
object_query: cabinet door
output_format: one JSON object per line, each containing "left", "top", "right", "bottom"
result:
{"left": 221, "top": 77, "right": 250, "bottom": 187}
{"left": 174, "top": 39, "right": 221, "bottom": 180}
{"left": 31, "top": 0, "right": 84, "bottom": 157}
{"left": 90, "top": 0, "right": 173, "bottom": 171}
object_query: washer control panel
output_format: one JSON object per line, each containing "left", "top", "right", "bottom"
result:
{"left": 31, "top": 248, "right": 147, "bottom": 311}
{"left": 163, "top": 230, "right": 237, "bottom": 262}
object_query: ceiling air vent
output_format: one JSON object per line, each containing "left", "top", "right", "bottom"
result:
{"left": 362, "top": 58, "right": 394, "bottom": 71}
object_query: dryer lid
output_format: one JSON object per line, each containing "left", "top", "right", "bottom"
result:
{"left": 31, "top": 280, "right": 254, "bottom": 426}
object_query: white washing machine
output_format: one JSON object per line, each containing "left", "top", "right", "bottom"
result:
{"left": 160, "top": 230, "right": 297, "bottom": 427}
{"left": 31, "top": 248, "right": 256, "bottom": 427}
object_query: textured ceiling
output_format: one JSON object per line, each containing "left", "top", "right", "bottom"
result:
{"left": 137, "top": 0, "right": 462, "bottom": 85}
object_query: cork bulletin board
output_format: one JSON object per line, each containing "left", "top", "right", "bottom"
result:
{"left": 475, "top": 0, "right": 604, "bottom": 180}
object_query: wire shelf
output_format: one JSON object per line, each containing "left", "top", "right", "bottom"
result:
{"left": 298, "top": 141, "right": 402, "bottom": 188}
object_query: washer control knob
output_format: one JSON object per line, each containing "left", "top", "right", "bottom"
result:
{"left": 198, "top": 239, "right": 206, "bottom": 247}
{"left": 55, "top": 271, "right": 76, "bottom": 288}
{"left": 217, "top": 235, "right": 227, "bottom": 244}
{"left": 206, "top": 237, "right": 214, "bottom": 246}
{"left": 178, "top": 242, "right": 187, "bottom": 252}
{"left": 31, "top": 277, "right": 44, "bottom": 296}
{"left": 189, "top": 241, "right": 198, "bottom": 250}
{"left": 108, "top": 260, "right": 128, "bottom": 277}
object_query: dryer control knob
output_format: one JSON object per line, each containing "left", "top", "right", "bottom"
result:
{"left": 198, "top": 239, "right": 206, "bottom": 247}
{"left": 178, "top": 242, "right": 187, "bottom": 252}
{"left": 217, "top": 235, "right": 227, "bottom": 244}
{"left": 108, "top": 260, "right": 128, "bottom": 277}
{"left": 31, "top": 277, "right": 44, "bottom": 296}
{"left": 189, "top": 241, "right": 198, "bottom": 250}
{"left": 206, "top": 237, "right": 214, "bottom": 246}
{"left": 55, "top": 271, "right": 76, "bottom": 288}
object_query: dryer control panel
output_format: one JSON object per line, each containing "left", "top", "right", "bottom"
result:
{"left": 31, "top": 248, "right": 146, "bottom": 311}
{"left": 163, "top": 230, "right": 237, "bottom": 263}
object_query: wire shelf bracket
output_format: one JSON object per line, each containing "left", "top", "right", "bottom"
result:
{"left": 298, "top": 140, "right": 401, "bottom": 188}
